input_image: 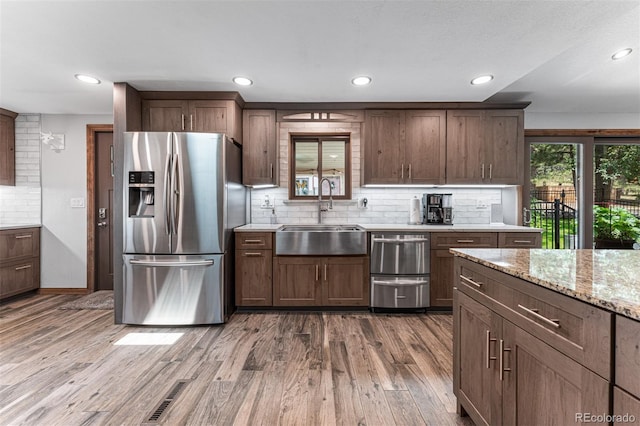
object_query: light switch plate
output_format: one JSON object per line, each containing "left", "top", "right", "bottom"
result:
{"left": 70, "top": 197, "right": 85, "bottom": 208}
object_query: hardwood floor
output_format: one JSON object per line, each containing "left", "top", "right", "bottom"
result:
{"left": 0, "top": 294, "right": 472, "bottom": 426}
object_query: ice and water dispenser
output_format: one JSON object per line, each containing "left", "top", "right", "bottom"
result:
{"left": 128, "top": 171, "right": 155, "bottom": 217}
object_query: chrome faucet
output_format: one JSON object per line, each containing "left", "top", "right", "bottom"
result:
{"left": 318, "top": 177, "right": 333, "bottom": 223}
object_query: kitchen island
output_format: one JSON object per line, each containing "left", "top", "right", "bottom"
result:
{"left": 451, "top": 248, "right": 639, "bottom": 426}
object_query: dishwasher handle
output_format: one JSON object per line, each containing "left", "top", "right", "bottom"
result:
{"left": 372, "top": 237, "right": 429, "bottom": 243}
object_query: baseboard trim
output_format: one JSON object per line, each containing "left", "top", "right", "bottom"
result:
{"left": 38, "top": 288, "right": 89, "bottom": 295}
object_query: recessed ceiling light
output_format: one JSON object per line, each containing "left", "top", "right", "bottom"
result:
{"left": 74, "top": 74, "right": 101, "bottom": 84}
{"left": 351, "top": 76, "right": 372, "bottom": 86}
{"left": 233, "top": 76, "right": 253, "bottom": 86}
{"left": 612, "top": 48, "right": 632, "bottom": 60}
{"left": 470, "top": 75, "right": 494, "bottom": 85}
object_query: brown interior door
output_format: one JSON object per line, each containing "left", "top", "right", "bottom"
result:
{"left": 96, "top": 131, "right": 114, "bottom": 290}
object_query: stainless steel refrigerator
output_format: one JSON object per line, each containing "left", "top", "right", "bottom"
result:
{"left": 122, "top": 132, "right": 245, "bottom": 325}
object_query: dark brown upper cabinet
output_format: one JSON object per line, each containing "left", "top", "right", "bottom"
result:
{"left": 242, "top": 109, "right": 278, "bottom": 186}
{"left": 0, "top": 108, "right": 18, "bottom": 186}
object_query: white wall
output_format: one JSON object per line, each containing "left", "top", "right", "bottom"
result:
{"left": 526, "top": 112, "right": 640, "bottom": 129}
{"left": 40, "top": 114, "right": 112, "bottom": 289}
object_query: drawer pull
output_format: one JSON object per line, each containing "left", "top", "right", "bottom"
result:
{"left": 243, "top": 239, "right": 263, "bottom": 244}
{"left": 460, "top": 275, "right": 483, "bottom": 289}
{"left": 513, "top": 240, "right": 532, "bottom": 244}
{"left": 243, "top": 252, "right": 263, "bottom": 257}
{"left": 457, "top": 239, "right": 475, "bottom": 243}
{"left": 15, "top": 234, "right": 33, "bottom": 239}
{"left": 517, "top": 304, "right": 560, "bottom": 328}
{"left": 486, "top": 330, "right": 497, "bottom": 369}
{"left": 15, "top": 265, "right": 32, "bottom": 271}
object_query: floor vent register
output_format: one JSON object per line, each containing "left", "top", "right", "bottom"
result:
{"left": 144, "top": 380, "right": 189, "bottom": 423}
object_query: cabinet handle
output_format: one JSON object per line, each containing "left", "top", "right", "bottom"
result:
{"left": 513, "top": 240, "right": 532, "bottom": 244}
{"left": 324, "top": 264, "right": 327, "bottom": 281}
{"left": 315, "top": 265, "right": 319, "bottom": 281}
{"left": 401, "top": 163, "right": 404, "bottom": 180}
{"left": 517, "top": 304, "right": 560, "bottom": 328}
{"left": 486, "top": 330, "right": 497, "bottom": 369}
{"left": 15, "top": 234, "right": 33, "bottom": 239}
{"left": 489, "top": 163, "right": 493, "bottom": 180}
{"left": 243, "top": 252, "right": 263, "bottom": 257}
{"left": 457, "top": 239, "right": 475, "bottom": 243}
{"left": 270, "top": 163, "right": 273, "bottom": 179}
{"left": 408, "top": 163, "right": 412, "bottom": 179}
{"left": 15, "top": 264, "right": 32, "bottom": 271}
{"left": 243, "top": 239, "right": 263, "bottom": 244}
{"left": 499, "top": 339, "right": 511, "bottom": 381}
{"left": 460, "top": 275, "right": 483, "bottom": 289}
{"left": 181, "top": 114, "right": 185, "bottom": 131}
{"left": 190, "top": 114, "right": 194, "bottom": 131}
{"left": 481, "top": 163, "right": 485, "bottom": 179}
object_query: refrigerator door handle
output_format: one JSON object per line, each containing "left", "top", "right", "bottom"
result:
{"left": 171, "top": 154, "right": 180, "bottom": 234}
{"left": 163, "top": 153, "right": 172, "bottom": 234}
{"left": 129, "top": 259, "right": 214, "bottom": 267}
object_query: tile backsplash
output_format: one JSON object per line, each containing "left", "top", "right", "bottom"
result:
{"left": 0, "top": 114, "right": 42, "bottom": 225}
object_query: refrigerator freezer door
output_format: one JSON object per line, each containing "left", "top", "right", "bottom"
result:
{"left": 172, "top": 133, "right": 225, "bottom": 254}
{"left": 123, "top": 132, "right": 172, "bottom": 254}
{"left": 122, "top": 254, "right": 224, "bottom": 325}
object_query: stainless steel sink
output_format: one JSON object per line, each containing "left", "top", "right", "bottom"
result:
{"left": 276, "top": 224, "right": 367, "bottom": 255}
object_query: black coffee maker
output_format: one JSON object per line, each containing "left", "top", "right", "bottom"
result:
{"left": 422, "top": 193, "right": 453, "bottom": 224}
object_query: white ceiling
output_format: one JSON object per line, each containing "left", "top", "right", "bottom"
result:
{"left": 1, "top": 0, "right": 639, "bottom": 115}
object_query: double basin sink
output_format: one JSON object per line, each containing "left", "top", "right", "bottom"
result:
{"left": 275, "top": 224, "right": 367, "bottom": 255}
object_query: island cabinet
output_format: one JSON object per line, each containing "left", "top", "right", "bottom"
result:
{"left": 242, "top": 109, "right": 277, "bottom": 186}
{"left": 614, "top": 316, "right": 640, "bottom": 423}
{"left": 273, "top": 256, "right": 369, "bottom": 306}
{"left": 446, "top": 109, "right": 524, "bottom": 185}
{"left": 0, "top": 108, "right": 18, "bottom": 186}
{"left": 363, "top": 110, "right": 446, "bottom": 185}
{"left": 0, "top": 227, "right": 40, "bottom": 299}
{"left": 454, "top": 257, "right": 612, "bottom": 426}
{"left": 142, "top": 99, "right": 242, "bottom": 141}
{"left": 235, "top": 233, "right": 273, "bottom": 306}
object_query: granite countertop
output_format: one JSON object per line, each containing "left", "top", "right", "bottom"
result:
{"left": 0, "top": 224, "right": 42, "bottom": 231}
{"left": 451, "top": 248, "right": 640, "bottom": 321}
{"left": 235, "top": 223, "right": 540, "bottom": 233}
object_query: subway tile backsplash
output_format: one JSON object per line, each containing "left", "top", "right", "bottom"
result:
{"left": 0, "top": 114, "right": 42, "bottom": 226}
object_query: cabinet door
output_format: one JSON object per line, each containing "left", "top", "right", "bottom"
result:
{"left": 273, "top": 257, "right": 321, "bottom": 306}
{"left": 446, "top": 110, "right": 485, "bottom": 184}
{"left": 501, "top": 320, "right": 610, "bottom": 426}
{"left": 614, "top": 387, "right": 640, "bottom": 425}
{"left": 363, "top": 110, "right": 404, "bottom": 184}
{"left": 242, "top": 110, "right": 277, "bottom": 186}
{"left": 235, "top": 250, "right": 272, "bottom": 306}
{"left": 483, "top": 110, "right": 523, "bottom": 184}
{"left": 142, "top": 100, "right": 189, "bottom": 131}
{"left": 454, "top": 291, "right": 501, "bottom": 426}
{"left": 430, "top": 249, "right": 454, "bottom": 307}
{"left": 0, "top": 113, "right": 16, "bottom": 186}
{"left": 323, "top": 257, "right": 368, "bottom": 306}
{"left": 189, "top": 100, "right": 228, "bottom": 133}
{"left": 404, "top": 110, "right": 446, "bottom": 184}
{"left": 0, "top": 258, "right": 39, "bottom": 299}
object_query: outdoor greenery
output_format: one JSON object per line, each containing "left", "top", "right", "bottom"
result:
{"left": 593, "top": 205, "right": 640, "bottom": 243}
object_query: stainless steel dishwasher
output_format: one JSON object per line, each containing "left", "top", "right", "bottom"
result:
{"left": 370, "top": 232, "right": 430, "bottom": 311}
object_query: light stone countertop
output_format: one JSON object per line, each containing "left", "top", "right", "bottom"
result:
{"left": 0, "top": 224, "right": 42, "bottom": 231}
{"left": 451, "top": 248, "right": 640, "bottom": 321}
{"left": 234, "top": 223, "right": 541, "bottom": 233}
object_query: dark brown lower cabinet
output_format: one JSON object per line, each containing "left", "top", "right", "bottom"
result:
{"left": 273, "top": 256, "right": 369, "bottom": 307}
{"left": 235, "top": 249, "right": 272, "bottom": 306}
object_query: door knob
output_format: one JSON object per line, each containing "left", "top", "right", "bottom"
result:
{"left": 97, "top": 221, "right": 107, "bottom": 227}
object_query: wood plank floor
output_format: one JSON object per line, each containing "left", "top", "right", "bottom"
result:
{"left": 0, "top": 294, "right": 473, "bottom": 426}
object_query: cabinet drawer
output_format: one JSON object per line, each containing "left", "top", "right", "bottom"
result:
{"left": 498, "top": 232, "right": 541, "bottom": 248}
{"left": 616, "top": 316, "right": 640, "bottom": 397}
{"left": 236, "top": 232, "right": 273, "bottom": 250}
{"left": 614, "top": 387, "right": 640, "bottom": 424}
{"left": 0, "top": 228, "right": 40, "bottom": 261}
{"left": 457, "top": 258, "right": 612, "bottom": 378}
{"left": 431, "top": 232, "right": 497, "bottom": 249}
{"left": 0, "top": 258, "right": 39, "bottom": 299}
